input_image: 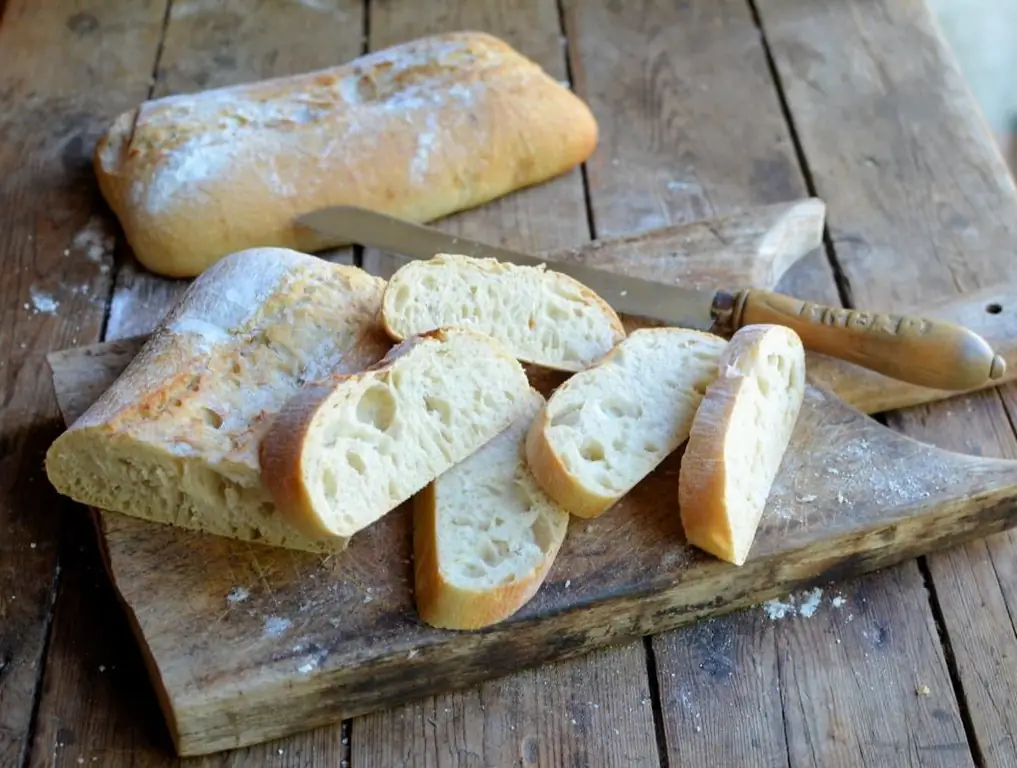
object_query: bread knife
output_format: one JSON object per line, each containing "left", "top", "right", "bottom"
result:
{"left": 296, "top": 205, "right": 1006, "bottom": 392}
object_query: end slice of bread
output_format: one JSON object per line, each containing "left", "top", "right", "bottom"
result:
{"left": 381, "top": 253, "right": 626, "bottom": 372}
{"left": 678, "top": 324, "right": 806, "bottom": 566}
{"left": 259, "top": 326, "right": 533, "bottom": 540}
{"left": 525, "top": 328, "right": 729, "bottom": 518}
{"left": 44, "top": 247, "right": 390, "bottom": 553}
{"left": 413, "top": 387, "right": 570, "bottom": 630}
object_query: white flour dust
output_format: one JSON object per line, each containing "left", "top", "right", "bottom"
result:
{"left": 762, "top": 587, "right": 841, "bottom": 620}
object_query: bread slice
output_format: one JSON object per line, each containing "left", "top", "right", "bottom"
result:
{"left": 526, "top": 328, "right": 729, "bottom": 518}
{"left": 94, "top": 31, "right": 598, "bottom": 277}
{"left": 381, "top": 253, "right": 626, "bottom": 371}
{"left": 678, "top": 324, "right": 806, "bottom": 565}
{"left": 259, "top": 327, "right": 533, "bottom": 540}
{"left": 44, "top": 247, "right": 391, "bottom": 553}
{"left": 413, "top": 387, "right": 570, "bottom": 630}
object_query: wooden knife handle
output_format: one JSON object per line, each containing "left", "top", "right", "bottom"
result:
{"left": 719, "top": 289, "right": 1006, "bottom": 391}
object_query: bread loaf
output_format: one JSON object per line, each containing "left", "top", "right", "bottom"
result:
{"left": 679, "top": 325, "right": 806, "bottom": 565}
{"left": 258, "top": 327, "right": 533, "bottom": 541}
{"left": 381, "top": 253, "right": 626, "bottom": 371}
{"left": 94, "top": 31, "right": 599, "bottom": 278}
{"left": 413, "top": 388, "right": 569, "bottom": 630}
{"left": 44, "top": 247, "right": 391, "bottom": 553}
{"left": 526, "top": 328, "right": 728, "bottom": 518}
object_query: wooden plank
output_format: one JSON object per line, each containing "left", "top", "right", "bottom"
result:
{"left": 354, "top": 2, "right": 660, "bottom": 766}
{"left": 566, "top": 0, "right": 975, "bottom": 765}
{"left": 28, "top": 1, "right": 366, "bottom": 766}
{"left": 756, "top": 0, "right": 1017, "bottom": 764}
{"left": 891, "top": 394, "right": 1017, "bottom": 768}
{"left": 0, "top": 1, "right": 167, "bottom": 765}
{"left": 562, "top": 4, "right": 812, "bottom": 759}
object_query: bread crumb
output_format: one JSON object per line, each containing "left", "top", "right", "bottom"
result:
{"left": 565, "top": 579, "right": 571, "bottom": 589}
{"left": 917, "top": 684, "right": 930, "bottom": 696}
{"left": 832, "top": 596, "right": 846, "bottom": 608}
{"left": 226, "top": 586, "right": 250, "bottom": 605}
{"left": 98, "top": 665, "right": 106, "bottom": 672}
{"left": 263, "top": 615, "right": 292, "bottom": 638}
{"left": 797, "top": 588, "right": 823, "bottom": 617}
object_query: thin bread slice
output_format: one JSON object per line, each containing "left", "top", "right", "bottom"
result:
{"left": 678, "top": 324, "right": 806, "bottom": 565}
{"left": 44, "top": 247, "right": 391, "bottom": 553}
{"left": 413, "top": 387, "right": 570, "bottom": 630}
{"left": 259, "top": 326, "right": 533, "bottom": 540}
{"left": 525, "top": 327, "right": 729, "bottom": 518}
{"left": 381, "top": 253, "right": 626, "bottom": 372}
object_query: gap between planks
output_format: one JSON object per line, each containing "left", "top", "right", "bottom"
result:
{"left": 18, "top": 1, "right": 176, "bottom": 766}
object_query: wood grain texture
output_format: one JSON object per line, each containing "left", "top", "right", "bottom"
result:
{"left": 48, "top": 264, "right": 1017, "bottom": 757}
{"left": 349, "top": 2, "right": 660, "bottom": 766}
{"left": 105, "top": 0, "right": 361, "bottom": 341}
{"left": 777, "top": 566, "right": 973, "bottom": 767}
{"left": 755, "top": 0, "right": 1017, "bottom": 764}
{"left": 566, "top": 1, "right": 978, "bottom": 765}
{"left": 28, "top": 1, "right": 366, "bottom": 766}
{"left": 889, "top": 394, "right": 1017, "bottom": 768}
{"left": 0, "top": 1, "right": 167, "bottom": 765}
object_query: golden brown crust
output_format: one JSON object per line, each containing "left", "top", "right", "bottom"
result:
{"left": 94, "top": 31, "right": 599, "bottom": 277}
{"left": 676, "top": 375, "right": 739, "bottom": 560}
{"left": 412, "top": 486, "right": 564, "bottom": 631}
{"left": 678, "top": 325, "right": 804, "bottom": 565}
{"left": 524, "top": 406, "right": 615, "bottom": 518}
{"left": 258, "top": 327, "right": 467, "bottom": 540}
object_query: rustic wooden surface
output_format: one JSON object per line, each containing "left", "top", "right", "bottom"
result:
{"left": 4, "top": 0, "right": 1017, "bottom": 765}
{"left": 50, "top": 333, "right": 1017, "bottom": 755}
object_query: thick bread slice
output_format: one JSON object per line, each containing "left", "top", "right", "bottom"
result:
{"left": 413, "top": 388, "right": 570, "bottom": 630}
{"left": 44, "top": 247, "right": 391, "bottom": 553}
{"left": 381, "top": 253, "right": 626, "bottom": 371}
{"left": 678, "top": 324, "right": 806, "bottom": 565}
{"left": 526, "top": 328, "right": 729, "bottom": 518}
{"left": 259, "top": 327, "right": 533, "bottom": 540}
{"left": 94, "top": 31, "right": 598, "bottom": 278}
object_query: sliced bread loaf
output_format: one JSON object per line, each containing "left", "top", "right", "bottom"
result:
{"left": 44, "top": 247, "right": 391, "bottom": 553}
{"left": 413, "top": 387, "right": 570, "bottom": 630}
{"left": 259, "top": 327, "right": 533, "bottom": 540}
{"left": 678, "top": 324, "right": 806, "bottom": 565}
{"left": 525, "top": 328, "right": 729, "bottom": 518}
{"left": 380, "top": 253, "right": 626, "bottom": 371}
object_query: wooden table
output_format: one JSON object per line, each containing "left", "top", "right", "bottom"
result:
{"left": 4, "top": 0, "right": 1017, "bottom": 765}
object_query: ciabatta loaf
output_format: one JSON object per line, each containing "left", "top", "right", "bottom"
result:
{"left": 679, "top": 325, "right": 806, "bottom": 565}
{"left": 259, "top": 327, "right": 533, "bottom": 540}
{"left": 526, "top": 328, "right": 728, "bottom": 518}
{"left": 381, "top": 253, "right": 626, "bottom": 372}
{"left": 413, "top": 388, "right": 569, "bottom": 630}
{"left": 44, "top": 248, "right": 391, "bottom": 553}
{"left": 95, "top": 31, "right": 599, "bottom": 278}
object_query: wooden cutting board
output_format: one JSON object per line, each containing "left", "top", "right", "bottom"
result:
{"left": 47, "top": 200, "right": 1017, "bottom": 757}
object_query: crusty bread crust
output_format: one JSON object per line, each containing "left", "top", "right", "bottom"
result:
{"left": 380, "top": 253, "right": 626, "bottom": 372}
{"left": 678, "top": 324, "right": 806, "bottom": 565}
{"left": 256, "top": 334, "right": 433, "bottom": 541}
{"left": 44, "top": 247, "right": 391, "bottom": 552}
{"left": 94, "top": 31, "right": 599, "bottom": 277}
{"left": 413, "top": 388, "right": 569, "bottom": 630}
{"left": 259, "top": 327, "right": 533, "bottom": 540}
{"left": 525, "top": 327, "right": 728, "bottom": 519}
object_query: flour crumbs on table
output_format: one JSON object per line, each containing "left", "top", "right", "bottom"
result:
{"left": 762, "top": 586, "right": 848, "bottom": 620}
